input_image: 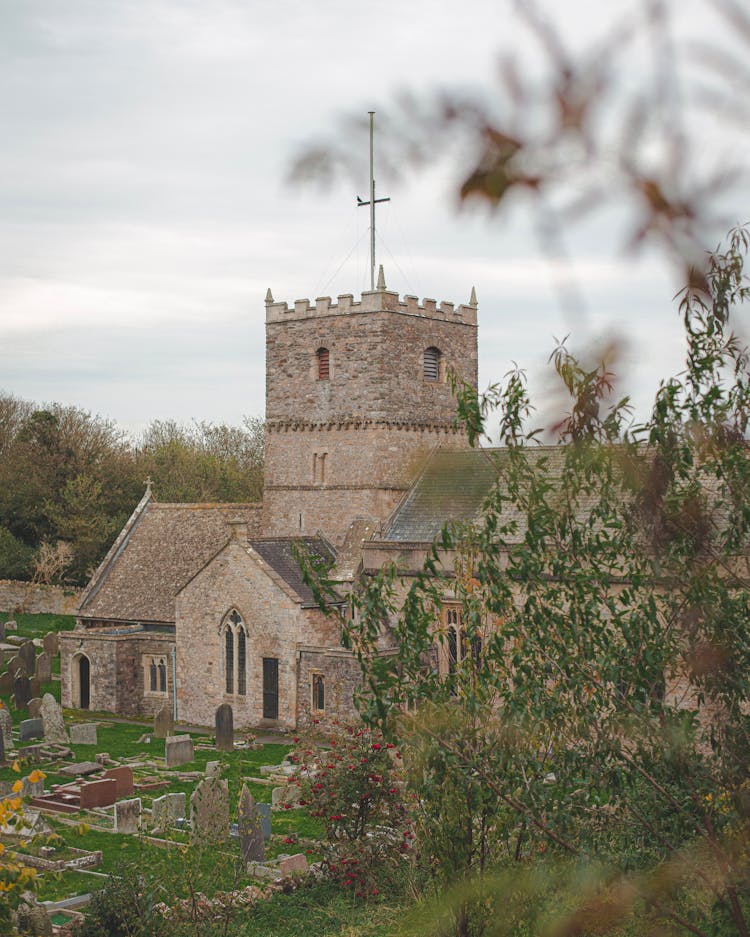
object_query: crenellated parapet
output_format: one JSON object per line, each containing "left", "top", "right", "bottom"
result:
{"left": 265, "top": 287, "right": 478, "bottom": 326}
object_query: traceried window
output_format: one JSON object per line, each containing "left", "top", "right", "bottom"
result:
{"left": 312, "top": 673, "right": 325, "bottom": 712}
{"left": 144, "top": 656, "right": 168, "bottom": 697}
{"left": 440, "top": 606, "right": 484, "bottom": 694}
{"left": 316, "top": 347, "right": 330, "bottom": 380}
{"left": 423, "top": 346, "right": 442, "bottom": 382}
{"left": 225, "top": 627, "right": 234, "bottom": 694}
{"left": 223, "top": 610, "right": 247, "bottom": 697}
{"left": 158, "top": 659, "right": 167, "bottom": 693}
{"left": 150, "top": 661, "right": 157, "bottom": 692}
{"left": 237, "top": 627, "right": 247, "bottom": 696}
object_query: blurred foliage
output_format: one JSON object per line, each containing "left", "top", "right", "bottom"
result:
{"left": 0, "top": 401, "right": 264, "bottom": 585}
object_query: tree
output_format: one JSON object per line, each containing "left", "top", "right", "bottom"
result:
{"left": 302, "top": 229, "right": 750, "bottom": 936}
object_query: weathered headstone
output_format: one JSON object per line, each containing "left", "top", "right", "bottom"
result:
{"left": 79, "top": 778, "right": 117, "bottom": 809}
{"left": 0, "top": 671, "right": 12, "bottom": 695}
{"left": 0, "top": 620, "right": 4, "bottom": 642}
{"left": 189, "top": 777, "right": 229, "bottom": 843}
{"left": 7, "top": 656, "right": 25, "bottom": 678}
{"left": 271, "top": 784, "right": 302, "bottom": 808}
{"left": 40, "top": 693, "right": 68, "bottom": 744}
{"left": 14, "top": 673, "right": 31, "bottom": 709}
{"left": 256, "top": 801, "right": 272, "bottom": 840}
{"left": 70, "top": 723, "right": 97, "bottom": 745}
{"left": 29, "top": 677, "right": 41, "bottom": 699}
{"left": 279, "top": 853, "right": 308, "bottom": 877}
{"left": 42, "top": 632, "right": 59, "bottom": 657}
{"left": 151, "top": 792, "right": 186, "bottom": 830}
{"left": 27, "top": 698, "right": 42, "bottom": 718}
{"left": 0, "top": 727, "right": 4, "bottom": 765}
{"left": 21, "top": 774, "right": 44, "bottom": 797}
{"left": 5, "top": 619, "right": 17, "bottom": 632}
{"left": 0, "top": 707, "right": 12, "bottom": 751}
{"left": 19, "top": 718, "right": 44, "bottom": 741}
{"left": 114, "top": 797, "right": 142, "bottom": 833}
{"left": 15, "top": 903, "right": 53, "bottom": 937}
{"left": 35, "top": 651, "right": 52, "bottom": 684}
{"left": 238, "top": 784, "right": 265, "bottom": 863}
{"left": 215, "top": 703, "right": 233, "bottom": 752}
{"left": 206, "top": 760, "right": 221, "bottom": 778}
{"left": 58, "top": 761, "right": 100, "bottom": 777}
{"left": 103, "top": 766, "right": 134, "bottom": 798}
{"left": 18, "top": 641, "right": 35, "bottom": 675}
{"left": 153, "top": 704, "right": 174, "bottom": 739}
{"left": 165, "top": 734, "right": 194, "bottom": 768}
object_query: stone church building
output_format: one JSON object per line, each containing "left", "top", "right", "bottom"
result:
{"left": 60, "top": 277, "right": 482, "bottom": 729}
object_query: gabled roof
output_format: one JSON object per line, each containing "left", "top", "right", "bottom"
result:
{"left": 383, "top": 446, "right": 567, "bottom": 543}
{"left": 79, "top": 498, "right": 263, "bottom": 623}
{"left": 248, "top": 538, "right": 337, "bottom": 607}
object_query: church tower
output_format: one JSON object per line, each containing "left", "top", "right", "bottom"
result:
{"left": 262, "top": 272, "right": 478, "bottom": 544}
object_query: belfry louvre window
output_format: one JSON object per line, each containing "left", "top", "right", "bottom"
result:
{"left": 424, "top": 347, "right": 441, "bottom": 382}
{"left": 316, "top": 347, "right": 330, "bottom": 380}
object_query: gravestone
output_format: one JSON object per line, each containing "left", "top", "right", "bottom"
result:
{"left": 29, "top": 677, "right": 41, "bottom": 699}
{"left": 238, "top": 784, "right": 265, "bottom": 862}
{"left": 279, "top": 853, "right": 308, "bottom": 876}
{"left": 256, "top": 801, "right": 272, "bottom": 840}
{"left": 70, "top": 723, "right": 97, "bottom": 745}
{"left": 0, "top": 620, "right": 4, "bottom": 641}
{"left": 19, "top": 718, "right": 43, "bottom": 741}
{"left": 151, "top": 792, "right": 186, "bottom": 830}
{"left": 27, "top": 698, "right": 42, "bottom": 718}
{"left": 21, "top": 774, "right": 45, "bottom": 797}
{"left": 165, "top": 734, "right": 194, "bottom": 768}
{"left": 5, "top": 619, "right": 17, "bottom": 632}
{"left": 103, "top": 766, "right": 134, "bottom": 797}
{"left": 35, "top": 651, "right": 52, "bottom": 684}
{"left": 154, "top": 704, "right": 174, "bottom": 739}
{"left": 18, "top": 641, "right": 35, "bottom": 675}
{"left": 14, "top": 673, "right": 31, "bottom": 709}
{"left": 206, "top": 760, "right": 221, "bottom": 778}
{"left": 7, "top": 656, "right": 25, "bottom": 678}
{"left": 0, "top": 708, "right": 12, "bottom": 751}
{"left": 58, "top": 761, "right": 100, "bottom": 777}
{"left": 15, "top": 903, "right": 53, "bottom": 937}
{"left": 189, "top": 777, "right": 229, "bottom": 843}
{"left": 114, "top": 798, "right": 142, "bottom": 833}
{"left": 0, "top": 671, "right": 12, "bottom": 695}
{"left": 42, "top": 632, "right": 59, "bottom": 657}
{"left": 40, "top": 693, "right": 68, "bottom": 743}
{"left": 0, "top": 728, "right": 4, "bottom": 765}
{"left": 271, "top": 784, "right": 302, "bottom": 808}
{"left": 215, "top": 703, "right": 233, "bottom": 752}
{"left": 79, "top": 778, "right": 117, "bottom": 809}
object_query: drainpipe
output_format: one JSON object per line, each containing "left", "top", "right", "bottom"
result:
{"left": 171, "top": 644, "right": 178, "bottom": 722}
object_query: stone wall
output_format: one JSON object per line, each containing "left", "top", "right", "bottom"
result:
{"left": 60, "top": 628, "right": 174, "bottom": 717}
{"left": 297, "top": 647, "right": 361, "bottom": 728}
{"left": 176, "top": 539, "right": 340, "bottom": 729}
{"left": 0, "top": 580, "right": 81, "bottom": 616}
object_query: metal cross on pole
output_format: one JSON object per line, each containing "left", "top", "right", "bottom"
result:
{"left": 357, "top": 111, "right": 390, "bottom": 291}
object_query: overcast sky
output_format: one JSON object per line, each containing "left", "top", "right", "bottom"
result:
{"left": 0, "top": 0, "right": 745, "bottom": 437}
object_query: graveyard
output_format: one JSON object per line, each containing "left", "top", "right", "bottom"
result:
{"left": 0, "top": 613, "right": 400, "bottom": 936}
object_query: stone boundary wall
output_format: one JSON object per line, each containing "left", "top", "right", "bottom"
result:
{"left": 0, "top": 580, "right": 81, "bottom": 616}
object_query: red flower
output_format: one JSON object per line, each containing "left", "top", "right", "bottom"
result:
{"left": 371, "top": 743, "right": 381, "bottom": 750}
{"left": 385, "top": 742, "right": 395, "bottom": 749}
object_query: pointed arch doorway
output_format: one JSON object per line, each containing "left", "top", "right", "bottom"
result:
{"left": 78, "top": 655, "right": 90, "bottom": 710}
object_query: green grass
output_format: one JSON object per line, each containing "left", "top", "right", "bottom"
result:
{"left": 9, "top": 612, "right": 76, "bottom": 639}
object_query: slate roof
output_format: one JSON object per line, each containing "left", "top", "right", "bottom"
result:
{"left": 79, "top": 498, "right": 263, "bottom": 623}
{"left": 248, "top": 538, "right": 338, "bottom": 607}
{"left": 383, "top": 446, "right": 567, "bottom": 543}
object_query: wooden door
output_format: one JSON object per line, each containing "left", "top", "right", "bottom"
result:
{"left": 262, "top": 657, "right": 279, "bottom": 720}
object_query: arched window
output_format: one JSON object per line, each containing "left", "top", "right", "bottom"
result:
{"left": 237, "top": 627, "right": 247, "bottom": 696}
{"left": 447, "top": 626, "right": 458, "bottom": 677}
{"left": 316, "top": 347, "right": 330, "bottom": 381}
{"left": 423, "top": 347, "right": 441, "bottom": 382}
{"left": 158, "top": 659, "right": 167, "bottom": 693}
{"left": 225, "top": 627, "right": 234, "bottom": 695}
{"left": 312, "top": 673, "right": 325, "bottom": 712}
{"left": 150, "top": 661, "right": 157, "bottom": 692}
